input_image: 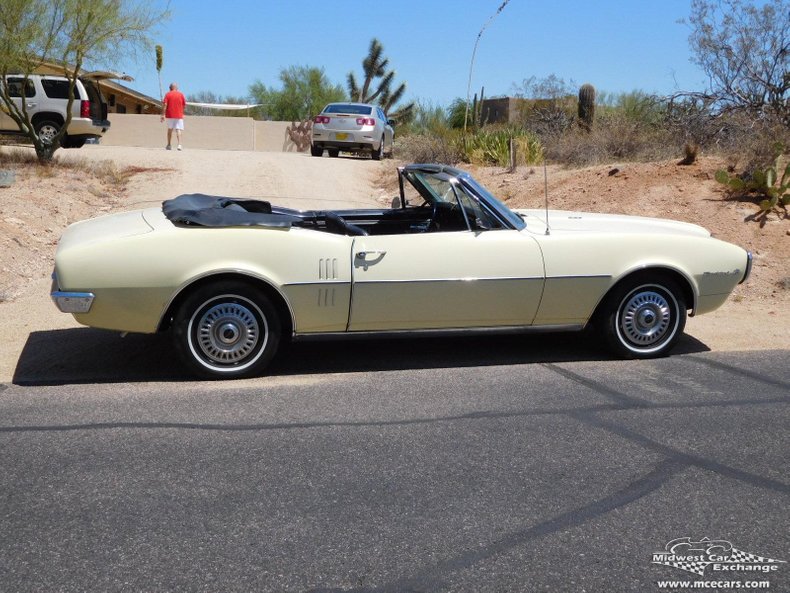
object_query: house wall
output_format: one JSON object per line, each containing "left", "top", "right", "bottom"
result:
{"left": 105, "top": 92, "right": 157, "bottom": 115}
{"left": 481, "top": 98, "right": 522, "bottom": 125}
{"left": 103, "top": 114, "right": 304, "bottom": 152}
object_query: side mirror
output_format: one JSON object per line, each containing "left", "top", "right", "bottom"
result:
{"left": 387, "top": 119, "right": 395, "bottom": 126}
{"left": 390, "top": 196, "right": 400, "bottom": 209}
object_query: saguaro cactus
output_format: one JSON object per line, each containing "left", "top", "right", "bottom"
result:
{"left": 578, "top": 83, "right": 596, "bottom": 131}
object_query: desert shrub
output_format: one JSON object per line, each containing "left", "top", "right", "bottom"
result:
{"left": 545, "top": 110, "right": 677, "bottom": 166}
{"left": 611, "top": 91, "right": 666, "bottom": 125}
{"left": 461, "top": 126, "right": 544, "bottom": 167}
{"left": 396, "top": 132, "right": 463, "bottom": 164}
{"left": 399, "top": 100, "right": 451, "bottom": 136}
{"left": 710, "top": 111, "right": 789, "bottom": 170}
{"left": 0, "top": 146, "right": 38, "bottom": 165}
{"left": 516, "top": 97, "right": 576, "bottom": 139}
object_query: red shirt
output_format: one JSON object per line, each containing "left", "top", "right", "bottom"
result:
{"left": 163, "top": 90, "right": 186, "bottom": 119}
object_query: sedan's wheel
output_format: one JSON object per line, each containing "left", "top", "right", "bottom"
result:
{"left": 597, "top": 275, "right": 686, "bottom": 359}
{"left": 35, "top": 120, "right": 62, "bottom": 145}
{"left": 372, "top": 136, "right": 384, "bottom": 161}
{"left": 173, "top": 281, "right": 281, "bottom": 379}
{"left": 310, "top": 144, "right": 323, "bottom": 157}
{"left": 328, "top": 148, "right": 340, "bottom": 158}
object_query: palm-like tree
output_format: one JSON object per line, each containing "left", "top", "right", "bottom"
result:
{"left": 347, "top": 38, "right": 414, "bottom": 122}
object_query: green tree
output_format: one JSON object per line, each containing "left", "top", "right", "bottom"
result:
{"left": 347, "top": 38, "right": 414, "bottom": 121}
{"left": 447, "top": 98, "right": 468, "bottom": 129}
{"left": 249, "top": 66, "right": 346, "bottom": 122}
{"left": 0, "top": 0, "right": 166, "bottom": 163}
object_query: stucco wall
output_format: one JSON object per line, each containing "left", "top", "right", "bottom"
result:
{"left": 103, "top": 114, "right": 305, "bottom": 153}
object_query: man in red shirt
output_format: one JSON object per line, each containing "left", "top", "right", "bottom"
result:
{"left": 160, "top": 82, "right": 186, "bottom": 150}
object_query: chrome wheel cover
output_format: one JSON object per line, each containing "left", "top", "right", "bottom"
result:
{"left": 38, "top": 124, "right": 59, "bottom": 142}
{"left": 189, "top": 296, "right": 268, "bottom": 369}
{"left": 618, "top": 289, "right": 674, "bottom": 349}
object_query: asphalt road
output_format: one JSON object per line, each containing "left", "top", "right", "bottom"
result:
{"left": 1, "top": 332, "right": 788, "bottom": 593}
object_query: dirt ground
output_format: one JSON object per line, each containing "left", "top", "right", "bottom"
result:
{"left": 0, "top": 146, "right": 787, "bottom": 383}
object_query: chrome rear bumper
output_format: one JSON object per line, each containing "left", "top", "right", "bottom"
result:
{"left": 739, "top": 252, "right": 753, "bottom": 284}
{"left": 50, "top": 272, "right": 94, "bottom": 313}
{"left": 51, "top": 291, "right": 95, "bottom": 313}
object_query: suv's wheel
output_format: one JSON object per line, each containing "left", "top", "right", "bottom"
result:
{"left": 597, "top": 274, "right": 686, "bottom": 359}
{"left": 372, "top": 136, "right": 384, "bottom": 161}
{"left": 34, "top": 120, "right": 62, "bottom": 145}
{"left": 172, "top": 281, "right": 281, "bottom": 379}
{"left": 310, "top": 144, "right": 323, "bottom": 157}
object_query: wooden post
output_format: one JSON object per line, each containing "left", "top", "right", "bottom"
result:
{"left": 508, "top": 137, "right": 516, "bottom": 172}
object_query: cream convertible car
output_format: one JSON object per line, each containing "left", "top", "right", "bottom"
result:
{"left": 51, "top": 164, "right": 751, "bottom": 379}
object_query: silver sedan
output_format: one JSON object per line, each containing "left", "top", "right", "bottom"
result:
{"left": 311, "top": 102, "right": 394, "bottom": 160}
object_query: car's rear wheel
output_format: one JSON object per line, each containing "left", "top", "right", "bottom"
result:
{"left": 35, "top": 120, "right": 62, "bottom": 145}
{"left": 310, "top": 144, "right": 323, "bottom": 157}
{"left": 328, "top": 148, "right": 340, "bottom": 158}
{"left": 372, "top": 136, "right": 384, "bottom": 161}
{"left": 597, "top": 274, "right": 686, "bottom": 359}
{"left": 173, "top": 281, "right": 281, "bottom": 379}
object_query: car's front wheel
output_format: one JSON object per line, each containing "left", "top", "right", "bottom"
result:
{"left": 597, "top": 274, "right": 686, "bottom": 359}
{"left": 173, "top": 281, "right": 281, "bottom": 379}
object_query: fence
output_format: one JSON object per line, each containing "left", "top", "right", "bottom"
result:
{"left": 102, "top": 114, "right": 308, "bottom": 152}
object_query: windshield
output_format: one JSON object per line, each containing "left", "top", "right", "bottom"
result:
{"left": 410, "top": 171, "right": 457, "bottom": 204}
{"left": 462, "top": 176, "right": 526, "bottom": 230}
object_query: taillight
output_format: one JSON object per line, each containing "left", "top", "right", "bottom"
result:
{"left": 314, "top": 115, "right": 330, "bottom": 124}
{"left": 356, "top": 117, "right": 375, "bottom": 126}
{"left": 80, "top": 100, "right": 91, "bottom": 118}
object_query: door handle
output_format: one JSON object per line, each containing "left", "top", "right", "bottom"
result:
{"left": 356, "top": 250, "right": 387, "bottom": 259}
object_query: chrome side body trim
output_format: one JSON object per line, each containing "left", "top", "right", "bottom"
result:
{"left": 282, "top": 280, "right": 349, "bottom": 287}
{"left": 290, "top": 274, "right": 610, "bottom": 285}
{"left": 351, "top": 276, "right": 544, "bottom": 284}
{"left": 293, "top": 323, "right": 585, "bottom": 341}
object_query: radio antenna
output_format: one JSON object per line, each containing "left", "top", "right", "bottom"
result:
{"left": 543, "top": 160, "right": 551, "bottom": 235}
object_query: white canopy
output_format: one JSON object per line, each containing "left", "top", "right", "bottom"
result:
{"left": 186, "top": 102, "right": 263, "bottom": 111}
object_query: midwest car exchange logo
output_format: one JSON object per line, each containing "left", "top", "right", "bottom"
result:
{"left": 652, "top": 537, "right": 786, "bottom": 577}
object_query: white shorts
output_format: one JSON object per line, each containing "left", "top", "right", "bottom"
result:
{"left": 166, "top": 118, "right": 184, "bottom": 130}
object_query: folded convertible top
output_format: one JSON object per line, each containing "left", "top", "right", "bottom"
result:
{"left": 162, "top": 194, "right": 302, "bottom": 228}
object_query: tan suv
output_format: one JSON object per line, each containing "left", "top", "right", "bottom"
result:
{"left": 0, "top": 72, "right": 129, "bottom": 148}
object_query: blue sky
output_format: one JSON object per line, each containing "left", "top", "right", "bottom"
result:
{"left": 119, "top": 0, "right": 709, "bottom": 107}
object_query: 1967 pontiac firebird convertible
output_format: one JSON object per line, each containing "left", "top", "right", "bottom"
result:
{"left": 51, "top": 164, "right": 751, "bottom": 379}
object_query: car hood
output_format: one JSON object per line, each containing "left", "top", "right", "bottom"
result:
{"left": 514, "top": 209, "right": 711, "bottom": 238}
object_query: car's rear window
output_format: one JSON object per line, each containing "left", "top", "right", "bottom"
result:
{"left": 41, "top": 79, "right": 72, "bottom": 99}
{"left": 323, "top": 104, "right": 372, "bottom": 115}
